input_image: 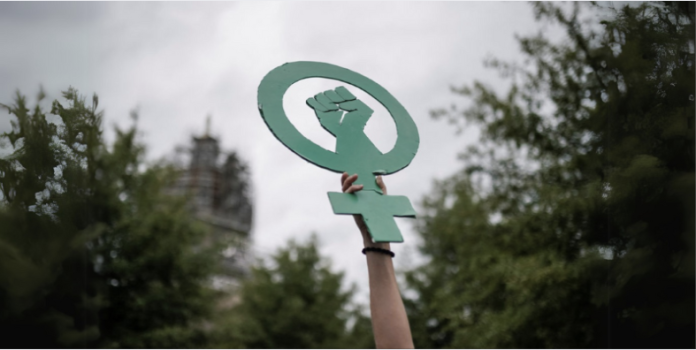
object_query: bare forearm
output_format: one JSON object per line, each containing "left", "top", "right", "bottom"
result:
{"left": 342, "top": 174, "right": 414, "bottom": 348}
{"left": 364, "top": 238, "right": 414, "bottom": 349}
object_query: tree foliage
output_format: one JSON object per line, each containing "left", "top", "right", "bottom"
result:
{"left": 213, "top": 235, "right": 374, "bottom": 349}
{"left": 0, "top": 88, "right": 372, "bottom": 349}
{"left": 0, "top": 88, "right": 220, "bottom": 348}
{"left": 406, "top": 2, "right": 694, "bottom": 348}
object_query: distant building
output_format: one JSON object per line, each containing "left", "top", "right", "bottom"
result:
{"left": 168, "top": 118, "right": 253, "bottom": 288}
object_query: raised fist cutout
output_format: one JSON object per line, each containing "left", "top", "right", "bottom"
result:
{"left": 306, "top": 86, "right": 374, "bottom": 137}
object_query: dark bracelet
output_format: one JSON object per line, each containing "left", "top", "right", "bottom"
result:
{"left": 362, "top": 247, "right": 395, "bottom": 258}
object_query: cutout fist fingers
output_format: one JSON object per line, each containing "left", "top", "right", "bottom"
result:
{"left": 306, "top": 86, "right": 373, "bottom": 136}
{"left": 306, "top": 86, "right": 357, "bottom": 112}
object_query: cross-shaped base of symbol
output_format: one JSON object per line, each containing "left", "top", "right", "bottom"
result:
{"left": 327, "top": 191, "right": 416, "bottom": 243}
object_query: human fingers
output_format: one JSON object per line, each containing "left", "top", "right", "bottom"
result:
{"left": 346, "top": 184, "right": 364, "bottom": 194}
{"left": 342, "top": 174, "right": 358, "bottom": 193}
{"left": 376, "top": 175, "right": 387, "bottom": 194}
{"left": 341, "top": 172, "right": 349, "bottom": 187}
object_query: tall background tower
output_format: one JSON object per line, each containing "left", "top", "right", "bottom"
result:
{"left": 169, "top": 116, "right": 253, "bottom": 288}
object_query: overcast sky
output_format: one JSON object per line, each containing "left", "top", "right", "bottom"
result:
{"left": 0, "top": 2, "right": 554, "bottom": 305}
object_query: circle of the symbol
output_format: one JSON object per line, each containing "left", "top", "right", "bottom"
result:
{"left": 257, "top": 61, "right": 419, "bottom": 175}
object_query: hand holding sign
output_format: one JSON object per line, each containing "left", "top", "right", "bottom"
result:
{"left": 257, "top": 62, "right": 419, "bottom": 242}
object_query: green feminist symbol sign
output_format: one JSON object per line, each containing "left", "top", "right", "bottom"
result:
{"left": 257, "top": 62, "right": 419, "bottom": 243}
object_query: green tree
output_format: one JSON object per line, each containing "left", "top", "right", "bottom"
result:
{"left": 406, "top": 2, "right": 694, "bottom": 348}
{"left": 0, "top": 88, "right": 220, "bottom": 348}
{"left": 213, "top": 235, "right": 374, "bottom": 349}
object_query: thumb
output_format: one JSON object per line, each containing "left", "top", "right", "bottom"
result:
{"left": 376, "top": 175, "right": 387, "bottom": 194}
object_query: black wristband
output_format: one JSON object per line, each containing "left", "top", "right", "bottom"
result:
{"left": 362, "top": 247, "right": 395, "bottom": 258}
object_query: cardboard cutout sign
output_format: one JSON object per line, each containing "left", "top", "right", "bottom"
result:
{"left": 257, "top": 61, "right": 419, "bottom": 243}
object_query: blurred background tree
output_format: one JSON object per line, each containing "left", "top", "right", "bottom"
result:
{"left": 0, "top": 88, "right": 220, "bottom": 348}
{"left": 211, "top": 235, "right": 374, "bottom": 349}
{"left": 0, "top": 88, "right": 373, "bottom": 349}
{"left": 406, "top": 2, "right": 694, "bottom": 348}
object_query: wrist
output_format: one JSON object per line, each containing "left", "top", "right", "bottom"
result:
{"left": 362, "top": 246, "right": 395, "bottom": 258}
